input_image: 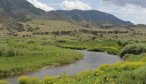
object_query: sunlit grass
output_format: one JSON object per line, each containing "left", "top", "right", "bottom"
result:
{"left": 17, "top": 39, "right": 146, "bottom": 84}
{"left": 0, "top": 37, "right": 83, "bottom": 78}
{"left": 54, "top": 40, "right": 120, "bottom": 55}
{"left": 18, "top": 57, "right": 146, "bottom": 84}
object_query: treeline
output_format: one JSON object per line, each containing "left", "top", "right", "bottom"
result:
{"left": 10, "top": 29, "right": 143, "bottom": 38}
{"left": 32, "top": 29, "right": 130, "bottom": 36}
{"left": 79, "top": 29, "right": 129, "bottom": 35}
{"left": 99, "top": 24, "right": 146, "bottom": 29}
{"left": 32, "top": 31, "right": 74, "bottom": 36}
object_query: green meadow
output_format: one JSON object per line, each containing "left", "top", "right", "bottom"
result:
{"left": 1, "top": 19, "right": 146, "bottom": 84}
{"left": 0, "top": 37, "right": 83, "bottom": 79}
{"left": 1, "top": 0, "right": 146, "bottom": 83}
{"left": 17, "top": 39, "right": 146, "bottom": 84}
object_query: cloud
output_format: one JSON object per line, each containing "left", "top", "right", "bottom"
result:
{"left": 103, "top": 0, "right": 146, "bottom": 8}
{"left": 97, "top": 2, "right": 146, "bottom": 24}
{"left": 60, "top": 0, "right": 92, "bottom": 10}
{"left": 27, "top": 0, "right": 54, "bottom": 12}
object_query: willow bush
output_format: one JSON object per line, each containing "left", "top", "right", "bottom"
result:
{"left": 120, "top": 43, "right": 146, "bottom": 57}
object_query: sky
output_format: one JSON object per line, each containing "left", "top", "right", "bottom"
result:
{"left": 26, "top": 0, "right": 146, "bottom": 24}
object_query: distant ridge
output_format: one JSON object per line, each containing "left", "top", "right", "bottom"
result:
{"left": 0, "top": 0, "right": 133, "bottom": 25}
{"left": 49, "top": 10, "right": 133, "bottom": 25}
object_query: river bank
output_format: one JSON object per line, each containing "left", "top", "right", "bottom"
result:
{"left": 6, "top": 50, "right": 121, "bottom": 84}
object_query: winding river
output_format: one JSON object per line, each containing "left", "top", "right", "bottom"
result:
{"left": 6, "top": 50, "right": 121, "bottom": 84}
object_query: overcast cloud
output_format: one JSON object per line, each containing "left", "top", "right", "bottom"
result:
{"left": 27, "top": 0, "right": 146, "bottom": 24}
{"left": 27, "top": 0, "right": 54, "bottom": 12}
{"left": 60, "top": 0, "right": 92, "bottom": 10}
{"left": 103, "top": 0, "right": 146, "bottom": 8}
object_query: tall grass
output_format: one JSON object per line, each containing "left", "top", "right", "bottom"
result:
{"left": 18, "top": 57, "right": 146, "bottom": 84}
{"left": 120, "top": 43, "right": 146, "bottom": 57}
{"left": 115, "top": 66, "right": 146, "bottom": 84}
{"left": 0, "top": 38, "right": 83, "bottom": 78}
{"left": 0, "top": 80, "right": 6, "bottom": 84}
{"left": 2, "top": 37, "right": 146, "bottom": 84}
{"left": 124, "top": 53, "right": 146, "bottom": 62}
{"left": 17, "top": 39, "right": 146, "bottom": 84}
{"left": 55, "top": 40, "right": 120, "bottom": 55}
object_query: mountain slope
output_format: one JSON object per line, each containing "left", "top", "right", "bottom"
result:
{"left": 0, "top": 0, "right": 48, "bottom": 33}
{"left": 0, "top": 0, "right": 133, "bottom": 28}
{"left": 0, "top": 0, "right": 133, "bottom": 25}
{"left": 50, "top": 10, "right": 133, "bottom": 25}
{"left": 0, "top": 0, "right": 46, "bottom": 20}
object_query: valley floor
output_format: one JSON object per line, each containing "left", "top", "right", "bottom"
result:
{"left": 0, "top": 37, "right": 83, "bottom": 79}
{"left": 1, "top": 23, "right": 146, "bottom": 84}
{"left": 0, "top": 36, "right": 146, "bottom": 84}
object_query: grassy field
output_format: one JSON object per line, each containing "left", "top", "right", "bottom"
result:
{"left": 0, "top": 37, "right": 83, "bottom": 79}
{"left": 16, "top": 38, "right": 146, "bottom": 84}
{"left": 2, "top": 19, "right": 145, "bottom": 41}
{"left": 18, "top": 55, "right": 146, "bottom": 84}
{"left": 1, "top": 19, "right": 146, "bottom": 84}
{"left": 53, "top": 39, "right": 120, "bottom": 55}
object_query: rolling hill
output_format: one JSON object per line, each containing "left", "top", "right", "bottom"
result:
{"left": 50, "top": 10, "right": 133, "bottom": 25}
{"left": 0, "top": 0, "right": 46, "bottom": 20}
{"left": 0, "top": 0, "right": 133, "bottom": 25}
{"left": 0, "top": 0, "right": 134, "bottom": 35}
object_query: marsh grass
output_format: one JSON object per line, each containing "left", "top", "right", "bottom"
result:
{"left": 1, "top": 37, "right": 146, "bottom": 84}
{"left": 0, "top": 38, "right": 83, "bottom": 78}
{"left": 120, "top": 43, "right": 146, "bottom": 57}
{"left": 0, "top": 80, "right": 6, "bottom": 84}
{"left": 54, "top": 40, "right": 120, "bottom": 55}
{"left": 124, "top": 53, "right": 146, "bottom": 62}
{"left": 17, "top": 39, "right": 146, "bottom": 84}
{"left": 18, "top": 58, "right": 146, "bottom": 84}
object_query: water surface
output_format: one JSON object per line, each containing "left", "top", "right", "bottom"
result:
{"left": 7, "top": 51, "right": 121, "bottom": 84}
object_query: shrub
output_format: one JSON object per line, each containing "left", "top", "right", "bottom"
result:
{"left": 0, "top": 49, "right": 3, "bottom": 56}
{"left": 27, "top": 40, "right": 35, "bottom": 44}
{"left": 0, "top": 80, "right": 6, "bottom": 84}
{"left": 0, "top": 46, "right": 5, "bottom": 56}
{"left": 117, "top": 40, "right": 138, "bottom": 47}
{"left": 6, "top": 47, "right": 16, "bottom": 57}
{"left": 57, "top": 40, "right": 67, "bottom": 43}
{"left": 120, "top": 43, "right": 146, "bottom": 57}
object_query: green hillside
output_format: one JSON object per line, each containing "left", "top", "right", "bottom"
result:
{"left": 0, "top": 0, "right": 146, "bottom": 84}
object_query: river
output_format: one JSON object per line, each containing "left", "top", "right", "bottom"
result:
{"left": 6, "top": 50, "right": 121, "bottom": 84}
